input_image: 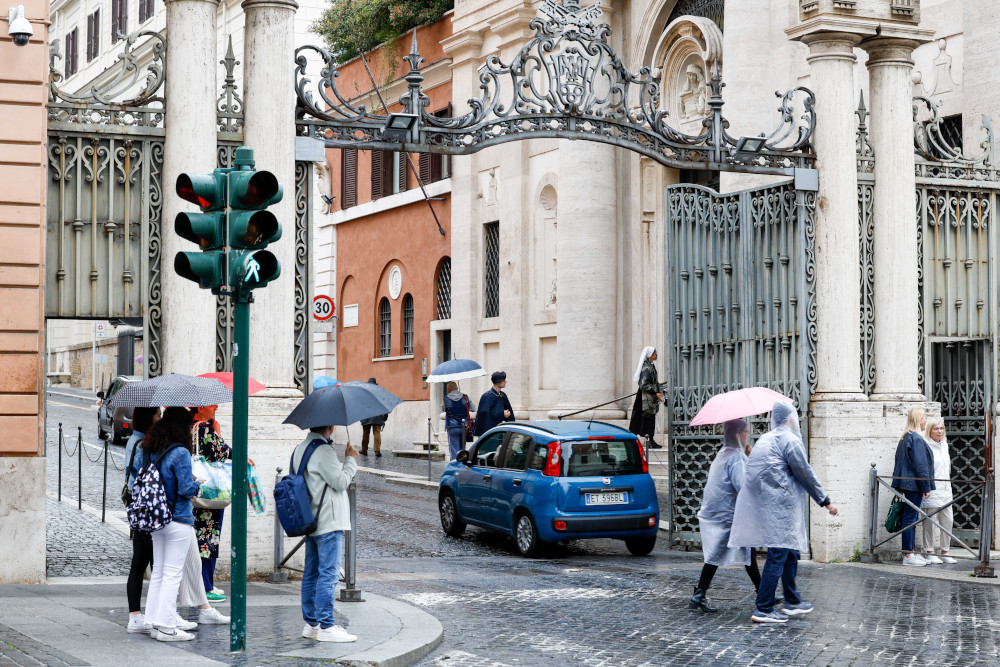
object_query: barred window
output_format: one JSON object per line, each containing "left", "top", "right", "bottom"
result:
{"left": 402, "top": 294, "right": 414, "bottom": 355}
{"left": 435, "top": 257, "right": 451, "bottom": 320}
{"left": 379, "top": 298, "right": 391, "bottom": 357}
{"left": 483, "top": 222, "right": 500, "bottom": 318}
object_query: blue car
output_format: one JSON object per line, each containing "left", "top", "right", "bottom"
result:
{"left": 438, "top": 420, "right": 660, "bottom": 557}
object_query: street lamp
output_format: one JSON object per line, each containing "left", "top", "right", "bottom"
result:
{"left": 383, "top": 113, "right": 417, "bottom": 142}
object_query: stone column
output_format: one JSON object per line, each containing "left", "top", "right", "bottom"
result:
{"left": 552, "top": 140, "right": 621, "bottom": 416}
{"left": 160, "top": 0, "right": 219, "bottom": 375}
{"left": 799, "top": 32, "right": 865, "bottom": 400}
{"left": 864, "top": 37, "right": 926, "bottom": 401}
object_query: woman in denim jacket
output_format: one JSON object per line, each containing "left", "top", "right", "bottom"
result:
{"left": 891, "top": 407, "right": 935, "bottom": 567}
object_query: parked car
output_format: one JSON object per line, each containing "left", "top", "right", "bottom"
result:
{"left": 97, "top": 375, "right": 140, "bottom": 445}
{"left": 438, "top": 420, "right": 659, "bottom": 557}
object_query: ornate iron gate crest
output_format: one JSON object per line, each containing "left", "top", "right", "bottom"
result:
{"left": 664, "top": 181, "right": 816, "bottom": 547}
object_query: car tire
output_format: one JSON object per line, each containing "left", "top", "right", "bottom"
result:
{"left": 439, "top": 491, "right": 466, "bottom": 537}
{"left": 625, "top": 536, "right": 657, "bottom": 556}
{"left": 514, "top": 511, "right": 543, "bottom": 558}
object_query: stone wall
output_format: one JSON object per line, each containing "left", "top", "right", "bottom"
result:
{"left": 51, "top": 338, "right": 146, "bottom": 390}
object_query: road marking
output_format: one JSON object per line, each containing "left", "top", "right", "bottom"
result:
{"left": 48, "top": 400, "right": 98, "bottom": 412}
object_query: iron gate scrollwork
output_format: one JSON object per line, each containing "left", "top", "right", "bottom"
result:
{"left": 665, "top": 181, "right": 815, "bottom": 546}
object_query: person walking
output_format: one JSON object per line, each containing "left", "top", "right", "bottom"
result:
{"left": 921, "top": 417, "right": 956, "bottom": 564}
{"left": 729, "top": 401, "right": 839, "bottom": 624}
{"left": 360, "top": 378, "right": 388, "bottom": 457}
{"left": 140, "top": 407, "right": 203, "bottom": 642}
{"left": 892, "top": 406, "right": 934, "bottom": 567}
{"left": 294, "top": 423, "right": 359, "bottom": 642}
{"left": 474, "top": 371, "right": 514, "bottom": 436}
{"left": 190, "top": 405, "right": 230, "bottom": 601}
{"left": 628, "top": 346, "right": 664, "bottom": 449}
{"left": 690, "top": 419, "right": 761, "bottom": 613}
{"left": 443, "top": 382, "right": 475, "bottom": 460}
{"left": 124, "top": 406, "right": 160, "bottom": 634}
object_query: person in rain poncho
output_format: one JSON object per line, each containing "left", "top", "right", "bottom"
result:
{"left": 443, "top": 382, "right": 475, "bottom": 460}
{"left": 690, "top": 419, "right": 762, "bottom": 613}
{"left": 729, "top": 401, "right": 838, "bottom": 624}
{"left": 628, "top": 346, "right": 665, "bottom": 449}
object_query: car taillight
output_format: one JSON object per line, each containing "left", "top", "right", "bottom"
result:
{"left": 638, "top": 438, "right": 648, "bottom": 474}
{"left": 542, "top": 441, "right": 562, "bottom": 476}
{"left": 648, "top": 516, "right": 657, "bottom": 527}
{"left": 554, "top": 520, "right": 567, "bottom": 531}
{"left": 122, "top": 422, "right": 130, "bottom": 429}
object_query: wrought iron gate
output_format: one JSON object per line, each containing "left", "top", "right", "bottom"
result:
{"left": 664, "top": 181, "right": 816, "bottom": 546}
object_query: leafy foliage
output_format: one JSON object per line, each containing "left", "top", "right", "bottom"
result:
{"left": 313, "top": 0, "right": 453, "bottom": 63}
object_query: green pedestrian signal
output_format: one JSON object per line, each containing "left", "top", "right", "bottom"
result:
{"left": 231, "top": 249, "right": 281, "bottom": 290}
{"left": 227, "top": 147, "right": 282, "bottom": 293}
{"left": 174, "top": 169, "right": 229, "bottom": 292}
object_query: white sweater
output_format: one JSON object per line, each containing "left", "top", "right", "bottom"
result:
{"left": 290, "top": 433, "right": 358, "bottom": 534}
{"left": 923, "top": 436, "right": 953, "bottom": 506}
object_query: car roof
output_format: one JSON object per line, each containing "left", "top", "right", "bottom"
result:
{"left": 119, "top": 375, "right": 142, "bottom": 382}
{"left": 501, "top": 420, "right": 637, "bottom": 440}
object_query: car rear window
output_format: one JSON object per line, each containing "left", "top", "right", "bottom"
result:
{"left": 564, "top": 439, "right": 644, "bottom": 477}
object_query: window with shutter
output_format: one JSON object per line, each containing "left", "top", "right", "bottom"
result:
{"left": 396, "top": 152, "right": 407, "bottom": 193}
{"left": 419, "top": 153, "right": 432, "bottom": 185}
{"left": 371, "top": 150, "right": 383, "bottom": 200}
{"left": 65, "top": 29, "right": 79, "bottom": 77}
{"left": 112, "top": 0, "right": 127, "bottom": 43}
{"left": 139, "top": 0, "right": 153, "bottom": 24}
{"left": 341, "top": 149, "right": 357, "bottom": 209}
{"left": 87, "top": 10, "right": 99, "bottom": 61}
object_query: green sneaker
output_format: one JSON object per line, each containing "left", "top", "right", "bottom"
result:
{"left": 206, "top": 590, "right": 227, "bottom": 602}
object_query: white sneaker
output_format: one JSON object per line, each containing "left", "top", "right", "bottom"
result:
{"left": 316, "top": 625, "right": 357, "bottom": 643}
{"left": 153, "top": 627, "right": 195, "bottom": 642}
{"left": 940, "top": 554, "right": 958, "bottom": 564}
{"left": 173, "top": 614, "right": 198, "bottom": 631}
{"left": 902, "top": 553, "right": 926, "bottom": 567}
{"left": 198, "top": 607, "right": 230, "bottom": 625}
{"left": 127, "top": 615, "right": 152, "bottom": 634}
{"left": 302, "top": 623, "right": 318, "bottom": 639}
{"left": 924, "top": 555, "right": 943, "bottom": 564}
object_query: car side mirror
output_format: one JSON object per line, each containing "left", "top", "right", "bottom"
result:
{"left": 456, "top": 450, "right": 471, "bottom": 465}
{"left": 96, "top": 391, "right": 105, "bottom": 399}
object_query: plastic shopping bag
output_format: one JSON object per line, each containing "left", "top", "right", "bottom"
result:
{"left": 247, "top": 463, "right": 266, "bottom": 515}
{"left": 191, "top": 456, "right": 233, "bottom": 509}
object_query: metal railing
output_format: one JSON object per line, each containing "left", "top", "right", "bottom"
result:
{"left": 865, "top": 463, "right": 996, "bottom": 577}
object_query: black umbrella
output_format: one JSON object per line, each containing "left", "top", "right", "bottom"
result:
{"left": 106, "top": 373, "right": 233, "bottom": 408}
{"left": 283, "top": 380, "right": 403, "bottom": 429}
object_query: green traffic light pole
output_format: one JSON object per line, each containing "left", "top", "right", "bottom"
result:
{"left": 230, "top": 286, "right": 252, "bottom": 652}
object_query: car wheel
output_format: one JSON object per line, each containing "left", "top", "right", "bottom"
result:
{"left": 439, "top": 492, "right": 466, "bottom": 537}
{"left": 514, "top": 511, "right": 542, "bottom": 558}
{"left": 625, "top": 536, "right": 657, "bottom": 556}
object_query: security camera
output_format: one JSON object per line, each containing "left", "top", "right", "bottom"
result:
{"left": 7, "top": 6, "right": 33, "bottom": 47}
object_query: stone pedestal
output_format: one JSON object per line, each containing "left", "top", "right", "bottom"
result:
{"left": 160, "top": 0, "right": 220, "bottom": 376}
{"left": 864, "top": 37, "right": 929, "bottom": 401}
{"left": 0, "top": 457, "right": 45, "bottom": 583}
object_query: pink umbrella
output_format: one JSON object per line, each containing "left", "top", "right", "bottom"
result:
{"left": 688, "top": 387, "right": 794, "bottom": 426}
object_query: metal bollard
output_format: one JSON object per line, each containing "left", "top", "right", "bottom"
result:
{"left": 866, "top": 463, "right": 878, "bottom": 556}
{"left": 427, "top": 417, "right": 433, "bottom": 481}
{"left": 269, "top": 467, "right": 289, "bottom": 583}
{"left": 58, "top": 423, "right": 63, "bottom": 502}
{"left": 77, "top": 426, "right": 83, "bottom": 510}
{"left": 101, "top": 436, "right": 108, "bottom": 522}
{"left": 338, "top": 480, "right": 363, "bottom": 602}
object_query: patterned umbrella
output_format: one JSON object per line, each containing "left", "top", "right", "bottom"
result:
{"left": 106, "top": 373, "right": 233, "bottom": 408}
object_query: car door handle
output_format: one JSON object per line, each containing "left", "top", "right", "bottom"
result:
{"left": 483, "top": 474, "right": 492, "bottom": 482}
{"left": 513, "top": 478, "right": 522, "bottom": 487}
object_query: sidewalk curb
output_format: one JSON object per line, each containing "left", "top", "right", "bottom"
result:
{"left": 47, "top": 388, "right": 98, "bottom": 404}
{"left": 358, "top": 466, "right": 440, "bottom": 490}
{"left": 842, "top": 560, "right": 1000, "bottom": 585}
{"left": 333, "top": 593, "right": 444, "bottom": 667}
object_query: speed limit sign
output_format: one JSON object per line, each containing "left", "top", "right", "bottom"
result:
{"left": 313, "top": 295, "right": 335, "bottom": 321}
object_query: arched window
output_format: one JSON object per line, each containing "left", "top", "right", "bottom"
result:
{"left": 435, "top": 257, "right": 451, "bottom": 320}
{"left": 379, "top": 298, "right": 391, "bottom": 357}
{"left": 402, "top": 294, "right": 414, "bottom": 355}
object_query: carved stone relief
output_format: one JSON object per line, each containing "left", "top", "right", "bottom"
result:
{"left": 650, "top": 16, "right": 723, "bottom": 136}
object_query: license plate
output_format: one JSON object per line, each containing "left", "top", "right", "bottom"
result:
{"left": 585, "top": 492, "right": 628, "bottom": 505}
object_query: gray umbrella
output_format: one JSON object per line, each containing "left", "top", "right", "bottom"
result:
{"left": 283, "top": 380, "right": 403, "bottom": 429}
{"left": 106, "top": 373, "right": 233, "bottom": 408}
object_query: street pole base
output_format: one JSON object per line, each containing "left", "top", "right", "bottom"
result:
{"left": 973, "top": 566, "right": 997, "bottom": 578}
{"left": 338, "top": 587, "right": 364, "bottom": 602}
{"left": 859, "top": 552, "right": 881, "bottom": 564}
{"left": 269, "top": 571, "right": 289, "bottom": 583}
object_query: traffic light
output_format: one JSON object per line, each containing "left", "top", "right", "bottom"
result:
{"left": 228, "top": 147, "right": 282, "bottom": 293}
{"left": 174, "top": 170, "right": 228, "bottom": 291}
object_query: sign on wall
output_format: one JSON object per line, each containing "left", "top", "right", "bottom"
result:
{"left": 343, "top": 304, "right": 359, "bottom": 328}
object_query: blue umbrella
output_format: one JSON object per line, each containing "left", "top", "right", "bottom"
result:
{"left": 426, "top": 359, "right": 487, "bottom": 383}
{"left": 284, "top": 380, "right": 403, "bottom": 429}
{"left": 313, "top": 375, "right": 340, "bottom": 389}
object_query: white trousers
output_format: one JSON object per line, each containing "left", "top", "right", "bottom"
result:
{"left": 178, "top": 530, "right": 209, "bottom": 608}
{"left": 921, "top": 504, "right": 955, "bottom": 554}
{"left": 146, "top": 521, "right": 194, "bottom": 629}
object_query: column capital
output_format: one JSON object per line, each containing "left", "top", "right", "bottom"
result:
{"left": 799, "top": 31, "right": 862, "bottom": 64}
{"left": 240, "top": 0, "right": 298, "bottom": 12}
{"left": 441, "top": 30, "right": 485, "bottom": 68}
{"left": 861, "top": 32, "right": 933, "bottom": 66}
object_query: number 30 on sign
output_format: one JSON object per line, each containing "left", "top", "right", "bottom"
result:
{"left": 313, "top": 295, "right": 335, "bottom": 321}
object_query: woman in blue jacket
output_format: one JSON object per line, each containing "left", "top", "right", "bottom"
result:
{"left": 891, "top": 407, "right": 935, "bottom": 567}
{"left": 140, "top": 407, "right": 202, "bottom": 641}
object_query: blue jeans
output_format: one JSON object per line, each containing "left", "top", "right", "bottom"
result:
{"left": 901, "top": 490, "right": 924, "bottom": 552}
{"left": 447, "top": 427, "right": 465, "bottom": 460}
{"left": 755, "top": 548, "right": 803, "bottom": 614}
{"left": 301, "top": 531, "right": 344, "bottom": 629}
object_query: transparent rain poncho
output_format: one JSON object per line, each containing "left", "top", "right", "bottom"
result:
{"left": 697, "top": 419, "right": 750, "bottom": 567}
{"left": 728, "top": 402, "right": 828, "bottom": 552}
